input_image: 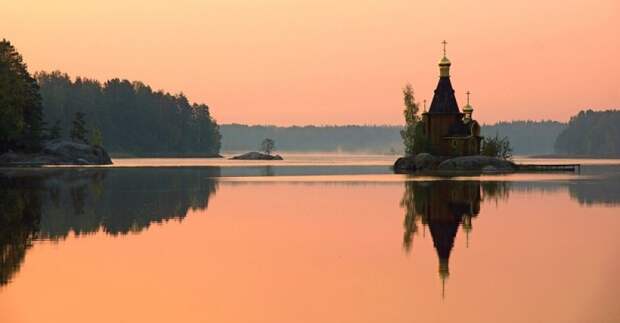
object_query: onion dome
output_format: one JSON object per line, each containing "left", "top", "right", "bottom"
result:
{"left": 439, "top": 56, "right": 451, "bottom": 66}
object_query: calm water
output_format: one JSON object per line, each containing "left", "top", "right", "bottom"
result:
{"left": 1, "top": 157, "right": 619, "bottom": 323}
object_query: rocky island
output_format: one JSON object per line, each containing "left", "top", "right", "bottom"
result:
{"left": 230, "top": 151, "right": 283, "bottom": 160}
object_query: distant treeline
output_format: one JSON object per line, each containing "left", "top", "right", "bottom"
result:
{"left": 554, "top": 110, "right": 620, "bottom": 156}
{"left": 482, "top": 120, "right": 566, "bottom": 155}
{"left": 220, "top": 124, "right": 403, "bottom": 153}
{"left": 36, "top": 71, "right": 221, "bottom": 155}
{"left": 220, "top": 121, "right": 567, "bottom": 155}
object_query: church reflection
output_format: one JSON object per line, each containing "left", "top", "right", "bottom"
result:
{"left": 401, "top": 180, "right": 510, "bottom": 297}
{"left": 0, "top": 168, "right": 220, "bottom": 287}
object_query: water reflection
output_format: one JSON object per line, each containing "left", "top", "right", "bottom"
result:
{"left": 2, "top": 166, "right": 620, "bottom": 291}
{"left": 401, "top": 180, "right": 517, "bottom": 297}
{"left": 0, "top": 168, "right": 220, "bottom": 286}
{"left": 400, "top": 175, "right": 620, "bottom": 298}
{"left": 402, "top": 181, "right": 475, "bottom": 296}
{"left": 0, "top": 175, "right": 42, "bottom": 286}
{"left": 568, "top": 176, "right": 620, "bottom": 206}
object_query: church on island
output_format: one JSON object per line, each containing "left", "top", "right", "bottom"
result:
{"left": 422, "top": 41, "right": 482, "bottom": 156}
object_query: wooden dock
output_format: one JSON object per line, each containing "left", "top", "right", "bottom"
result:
{"left": 516, "top": 164, "right": 581, "bottom": 172}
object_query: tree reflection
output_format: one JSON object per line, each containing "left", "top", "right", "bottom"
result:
{"left": 0, "top": 168, "right": 220, "bottom": 287}
{"left": 0, "top": 175, "right": 42, "bottom": 286}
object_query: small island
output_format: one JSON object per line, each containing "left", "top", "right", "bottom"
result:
{"left": 230, "top": 138, "right": 283, "bottom": 160}
{"left": 393, "top": 43, "right": 575, "bottom": 174}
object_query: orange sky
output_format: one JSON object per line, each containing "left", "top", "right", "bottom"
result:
{"left": 2, "top": 0, "right": 619, "bottom": 125}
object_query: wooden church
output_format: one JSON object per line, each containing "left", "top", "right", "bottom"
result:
{"left": 422, "top": 42, "right": 482, "bottom": 156}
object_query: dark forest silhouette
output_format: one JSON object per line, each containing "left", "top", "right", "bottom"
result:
{"left": 36, "top": 71, "right": 221, "bottom": 156}
{"left": 555, "top": 109, "right": 620, "bottom": 156}
{"left": 0, "top": 39, "right": 45, "bottom": 153}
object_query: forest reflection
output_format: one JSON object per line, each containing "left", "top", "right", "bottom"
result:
{"left": 0, "top": 168, "right": 220, "bottom": 287}
{"left": 2, "top": 168, "right": 619, "bottom": 289}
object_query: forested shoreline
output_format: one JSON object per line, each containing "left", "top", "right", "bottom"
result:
{"left": 0, "top": 40, "right": 45, "bottom": 153}
{"left": 554, "top": 110, "right": 620, "bottom": 156}
{"left": 3, "top": 38, "right": 617, "bottom": 158}
{"left": 37, "top": 71, "right": 221, "bottom": 156}
{"left": 1, "top": 39, "right": 221, "bottom": 157}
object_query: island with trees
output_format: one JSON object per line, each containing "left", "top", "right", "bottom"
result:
{"left": 393, "top": 48, "right": 517, "bottom": 174}
{"left": 231, "top": 138, "right": 283, "bottom": 160}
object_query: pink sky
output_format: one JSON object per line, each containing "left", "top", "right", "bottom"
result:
{"left": 2, "top": 0, "right": 619, "bottom": 125}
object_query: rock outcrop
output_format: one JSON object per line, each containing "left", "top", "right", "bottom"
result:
{"left": 0, "top": 140, "right": 113, "bottom": 166}
{"left": 230, "top": 152, "right": 283, "bottom": 160}
{"left": 394, "top": 153, "right": 442, "bottom": 173}
{"left": 394, "top": 154, "right": 516, "bottom": 173}
{"left": 414, "top": 153, "right": 440, "bottom": 170}
{"left": 437, "top": 155, "right": 516, "bottom": 172}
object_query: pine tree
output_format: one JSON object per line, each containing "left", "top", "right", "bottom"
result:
{"left": 49, "top": 120, "right": 62, "bottom": 140}
{"left": 0, "top": 39, "right": 45, "bottom": 152}
{"left": 260, "top": 138, "right": 275, "bottom": 155}
{"left": 70, "top": 112, "right": 89, "bottom": 144}
{"left": 89, "top": 126, "right": 103, "bottom": 146}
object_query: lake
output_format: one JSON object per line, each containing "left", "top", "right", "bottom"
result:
{"left": 1, "top": 156, "right": 619, "bottom": 323}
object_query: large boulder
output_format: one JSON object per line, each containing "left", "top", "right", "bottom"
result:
{"left": 42, "top": 140, "right": 112, "bottom": 165}
{"left": 230, "top": 151, "right": 283, "bottom": 160}
{"left": 393, "top": 153, "right": 442, "bottom": 173}
{"left": 393, "top": 156, "right": 416, "bottom": 173}
{"left": 437, "top": 155, "right": 516, "bottom": 172}
{"left": 0, "top": 140, "right": 112, "bottom": 166}
{"left": 414, "top": 153, "right": 440, "bottom": 171}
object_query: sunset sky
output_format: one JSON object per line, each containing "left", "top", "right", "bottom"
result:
{"left": 2, "top": 0, "right": 619, "bottom": 125}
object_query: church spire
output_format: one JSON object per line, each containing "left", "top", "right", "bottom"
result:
{"left": 428, "top": 40, "right": 459, "bottom": 114}
{"left": 439, "top": 40, "right": 451, "bottom": 77}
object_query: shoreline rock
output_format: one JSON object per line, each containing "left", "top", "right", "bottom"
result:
{"left": 0, "top": 140, "right": 113, "bottom": 166}
{"left": 230, "top": 151, "right": 283, "bottom": 160}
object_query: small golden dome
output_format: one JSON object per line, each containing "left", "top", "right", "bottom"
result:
{"left": 463, "top": 103, "right": 473, "bottom": 112}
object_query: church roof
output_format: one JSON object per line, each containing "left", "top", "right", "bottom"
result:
{"left": 428, "top": 77, "right": 460, "bottom": 114}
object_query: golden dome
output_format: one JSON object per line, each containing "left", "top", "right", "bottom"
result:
{"left": 463, "top": 91, "right": 473, "bottom": 113}
{"left": 438, "top": 56, "right": 451, "bottom": 66}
